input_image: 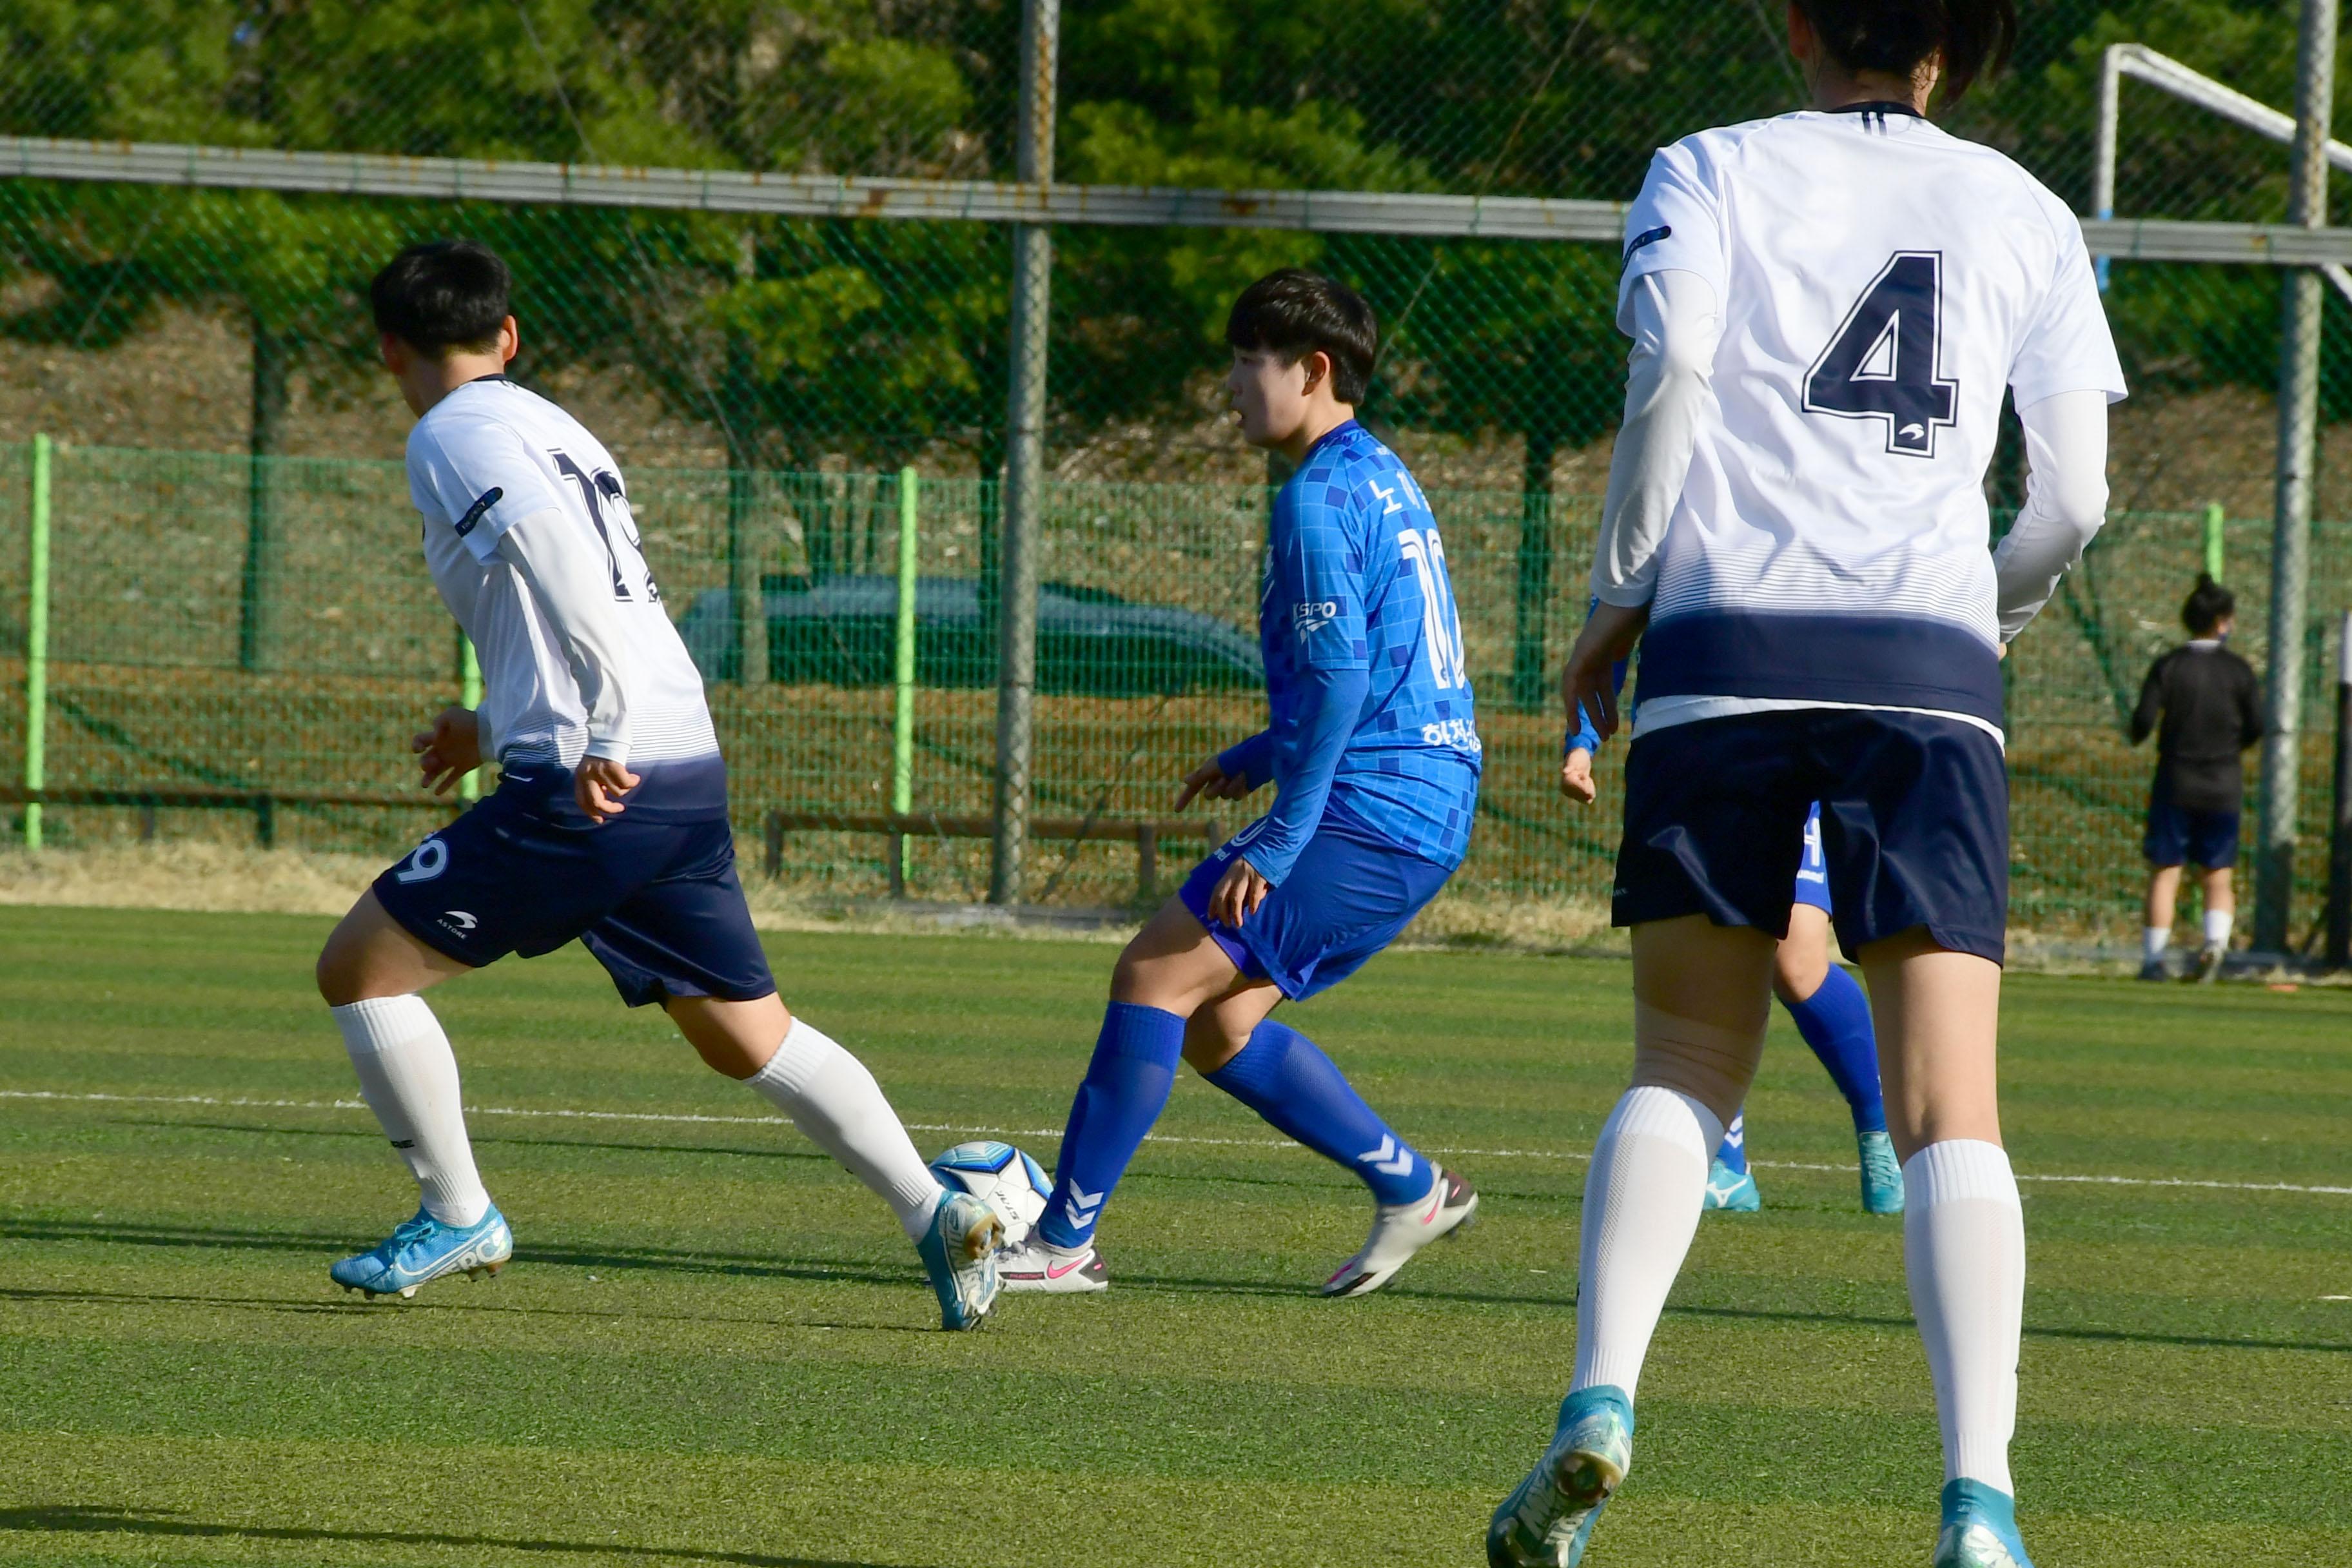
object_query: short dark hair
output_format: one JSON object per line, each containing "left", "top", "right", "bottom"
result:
{"left": 370, "top": 239, "right": 512, "bottom": 357}
{"left": 1794, "top": 0, "right": 2017, "bottom": 103}
{"left": 1224, "top": 270, "right": 1379, "bottom": 405}
{"left": 2182, "top": 573, "right": 2235, "bottom": 636}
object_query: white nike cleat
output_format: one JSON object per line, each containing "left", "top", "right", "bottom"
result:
{"left": 997, "top": 1235, "right": 1110, "bottom": 1294}
{"left": 1322, "top": 1166, "right": 1478, "bottom": 1297}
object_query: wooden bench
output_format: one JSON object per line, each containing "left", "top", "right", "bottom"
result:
{"left": 762, "top": 809, "right": 1228, "bottom": 901}
{"left": 1, "top": 787, "right": 1228, "bottom": 901}
{"left": 0, "top": 785, "right": 453, "bottom": 848}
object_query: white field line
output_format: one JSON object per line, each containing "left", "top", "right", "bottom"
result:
{"left": 6, "top": 1088, "right": 2349, "bottom": 1198}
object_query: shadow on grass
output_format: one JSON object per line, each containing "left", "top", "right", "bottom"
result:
{"left": 0, "top": 1505, "right": 927, "bottom": 1567}
{"left": 0, "top": 1284, "right": 933, "bottom": 1335}
{"left": 11, "top": 1216, "right": 2346, "bottom": 1357}
{"left": 0, "top": 1218, "right": 919, "bottom": 1291}
{"left": 121, "top": 1117, "right": 837, "bottom": 1165}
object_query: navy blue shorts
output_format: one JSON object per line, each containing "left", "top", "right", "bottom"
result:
{"left": 1179, "top": 819, "right": 1454, "bottom": 1000}
{"left": 2144, "top": 789, "right": 2240, "bottom": 870}
{"left": 1792, "top": 801, "right": 1833, "bottom": 914}
{"left": 1614, "top": 710, "right": 2009, "bottom": 964}
{"left": 372, "top": 769, "right": 776, "bottom": 1008}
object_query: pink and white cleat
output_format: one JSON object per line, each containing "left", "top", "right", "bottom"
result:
{"left": 997, "top": 1235, "right": 1111, "bottom": 1294}
{"left": 1322, "top": 1166, "right": 1478, "bottom": 1297}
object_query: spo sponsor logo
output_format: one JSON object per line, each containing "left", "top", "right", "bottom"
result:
{"left": 1291, "top": 600, "right": 1340, "bottom": 637}
{"left": 1420, "top": 716, "right": 1481, "bottom": 753}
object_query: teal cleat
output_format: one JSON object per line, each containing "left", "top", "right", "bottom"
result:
{"left": 330, "top": 1204, "right": 511, "bottom": 1299}
{"left": 1701, "top": 1157, "right": 1760, "bottom": 1211}
{"left": 916, "top": 1191, "right": 1003, "bottom": 1331}
{"left": 1857, "top": 1128, "right": 1906, "bottom": 1214}
{"left": 1934, "top": 1478, "right": 2035, "bottom": 1568}
{"left": 1487, "top": 1386, "right": 1634, "bottom": 1567}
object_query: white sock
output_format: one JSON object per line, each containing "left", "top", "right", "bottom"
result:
{"left": 2142, "top": 926, "right": 2171, "bottom": 963}
{"left": 1569, "top": 1086, "right": 1725, "bottom": 1400}
{"left": 2202, "top": 909, "right": 2233, "bottom": 948}
{"left": 744, "top": 1018, "right": 945, "bottom": 1240}
{"left": 1904, "top": 1140, "right": 2025, "bottom": 1494}
{"left": 333, "top": 996, "right": 491, "bottom": 1228}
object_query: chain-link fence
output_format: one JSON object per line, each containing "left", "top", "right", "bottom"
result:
{"left": 5, "top": 2, "right": 2352, "bottom": 943}
{"left": 4, "top": 440, "right": 2346, "bottom": 936}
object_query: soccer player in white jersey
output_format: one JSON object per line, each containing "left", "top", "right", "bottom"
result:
{"left": 1486, "top": 4, "right": 2121, "bottom": 1566}
{"left": 311, "top": 240, "right": 1002, "bottom": 1329}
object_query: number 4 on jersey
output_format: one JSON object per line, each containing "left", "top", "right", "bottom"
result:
{"left": 1803, "top": 250, "right": 1957, "bottom": 458}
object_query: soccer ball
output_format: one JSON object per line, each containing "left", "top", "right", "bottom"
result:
{"left": 929, "top": 1140, "right": 1052, "bottom": 1245}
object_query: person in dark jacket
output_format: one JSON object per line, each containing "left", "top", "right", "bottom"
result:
{"left": 2132, "top": 574, "right": 2262, "bottom": 981}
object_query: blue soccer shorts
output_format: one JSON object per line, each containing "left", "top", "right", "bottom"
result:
{"left": 1614, "top": 709, "right": 2008, "bottom": 964}
{"left": 371, "top": 769, "right": 776, "bottom": 1008}
{"left": 1792, "top": 801, "right": 1833, "bottom": 914}
{"left": 1178, "top": 818, "right": 1454, "bottom": 999}
{"left": 2143, "top": 785, "right": 2240, "bottom": 870}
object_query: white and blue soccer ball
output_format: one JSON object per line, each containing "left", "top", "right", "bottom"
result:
{"left": 929, "top": 1140, "right": 1052, "bottom": 1246}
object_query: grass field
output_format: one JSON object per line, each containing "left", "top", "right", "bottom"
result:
{"left": 2, "top": 904, "right": 2348, "bottom": 1567}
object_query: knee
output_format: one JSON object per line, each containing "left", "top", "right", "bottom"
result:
{"left": 1632, "top": 1001, "right": 1763, "bottom": 1129}
{"left": 315, "top": 940, "right": 360, "bottom": 1008}
{"left": 1181, "top": 1015, "right": 1252, "bottom": 1076}
{"left": 1770, "top": 948, "right": 1826, "bottom": 1004}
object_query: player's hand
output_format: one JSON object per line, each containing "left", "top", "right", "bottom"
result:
{"left": 575, "top": 755, "right": 640, "bottom": 824}
{"left": 1174, "top": 755, "right": 1255, "bottom": 811}
{"left": 1561, "top": 602, "right": 1650, "bottom": 743}
{"left": 411, "top": 706, "right": 482, "bottom": 796}
{"left": 1207, "top": 856, "right": 1272, "bottom": 927}
{"left": 1560, "top": 746, "right": 1597, "bottom": 805}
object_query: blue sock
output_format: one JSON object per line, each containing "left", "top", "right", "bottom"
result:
{"left": 1037, "top": 1002, "right": 1185, "bottom": 1250}
{"left": 1203, "top": 1019, "right": 1435, "bottom": 1206}
{"left": 1715, "top": 1110, "right": 1748, "bottom": 1174}
{"left": 1781, "top": 963, "right": 1887, "bottom": 1135}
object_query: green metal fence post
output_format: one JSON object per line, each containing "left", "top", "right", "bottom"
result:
{"left": 2204, "top": 504, "right": 2225, "bottom": 582}
{"left": 460, "top": 634, "right": 483, "bottom": 801}
{"left": 23, "top": 435, "right": 50, "bottom": 852}
{"left": 892, "top": 466, "right": 920, "bottom": 892}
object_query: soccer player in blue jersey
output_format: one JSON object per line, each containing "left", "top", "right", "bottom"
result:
{"left": 1564, "top": 686, "right": 1901, "bottom": 1216}
{"left": 995, "top": 270, "right": 1483, "bottom": 1297}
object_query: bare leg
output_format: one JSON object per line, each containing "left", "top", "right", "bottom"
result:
{"left": 1180, "top": 983, "right": 1284, "bottom": 1075}
{"left": 1770, "top": 903, "right": 1833, "bottom": 1005}
{"left": 316, "top": 889, "right": 471, "bottom": 1005}
{"left": 2200, "top": 863, "right": 2234, "bottom": 920}
{"left": 2142, "top": 863, "right": 2181, "bottom": 933}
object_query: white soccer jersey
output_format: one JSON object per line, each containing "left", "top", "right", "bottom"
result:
{"left": 405, "top": 377, "right": 721, "bottom": 798}
{"left": 1616, "top": 103, "right": 2126, "bottom": 738}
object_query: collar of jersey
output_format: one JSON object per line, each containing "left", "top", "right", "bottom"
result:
{"left": 463, "top": 372, "right": 514, "bottom": 386}
{"left": 1823, "top": 99, "right": 1923, "bottom": 119}
{"left": 1304, "top": 418, "right": 1362, "bottom": 460}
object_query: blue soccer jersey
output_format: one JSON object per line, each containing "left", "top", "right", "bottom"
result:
{"left": 1218, "top": 421, "right": 1481, "bottom": 882}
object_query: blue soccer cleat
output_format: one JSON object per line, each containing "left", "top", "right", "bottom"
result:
{"left": 330, "top": 1204, "right": 512, "bottom": 1299}
{"left": 917, "top": 1191, "right": 1004, "bottom": 1331}
{"left": 1487, "top": 1385, "right": 1634, "bottom": 1567}
{"left": 1702, "top": 1157, "right": 1760, "bottom": 1212}
{"left": 1857, "top": 1128, "right": 1906, "bottom": 1214}
{"left": 1934, "top": 1478, "right": 2035, "bottom": 1568}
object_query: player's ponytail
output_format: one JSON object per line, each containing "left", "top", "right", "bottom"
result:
{"left": 1795, "top": 0, "right": 2017, "bottom": 104}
